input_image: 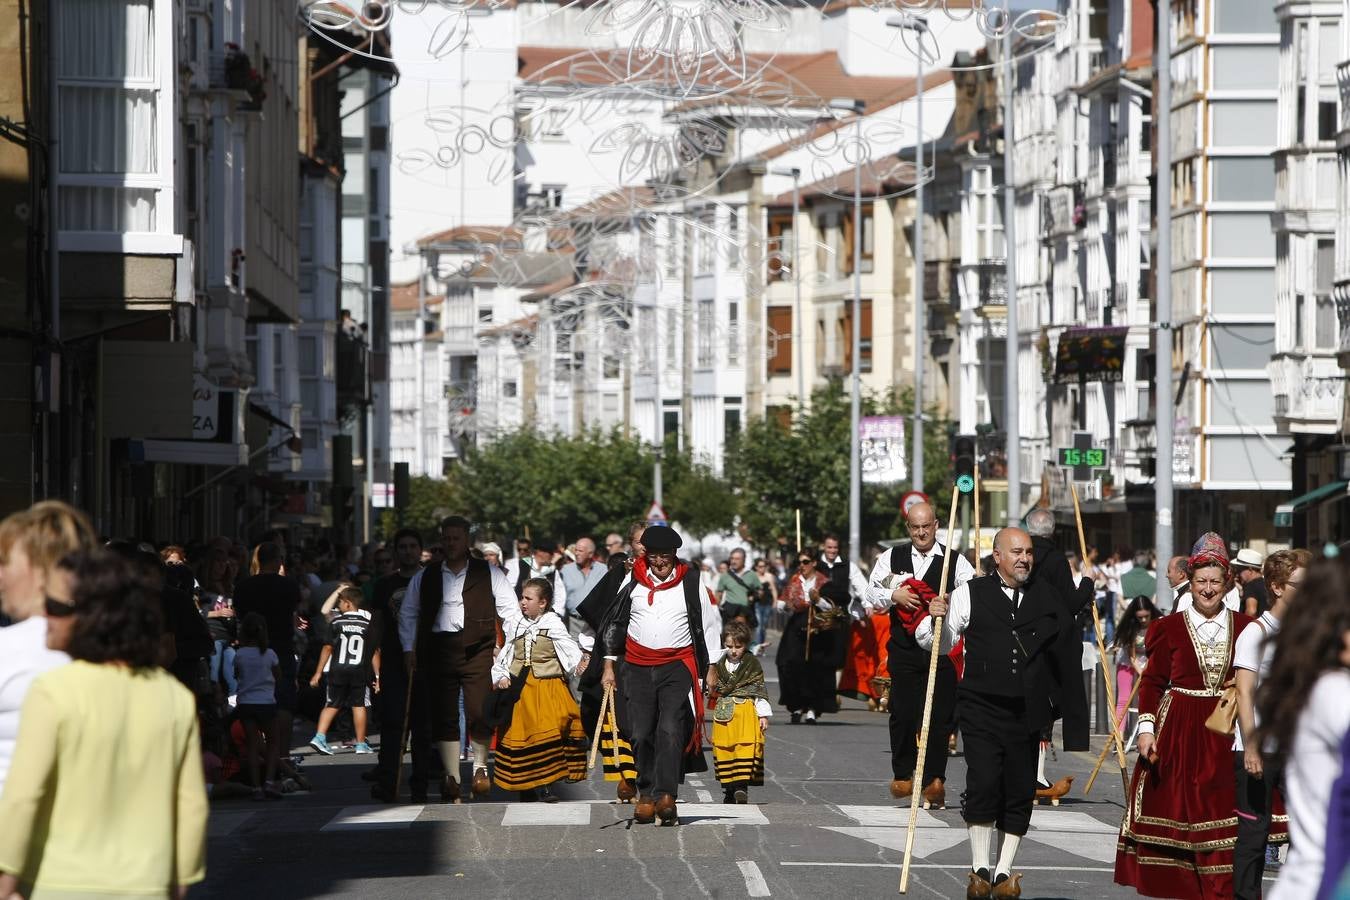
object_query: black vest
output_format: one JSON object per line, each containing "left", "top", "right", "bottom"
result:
{"left": 416, "top": 558, "right": 497, "bottom": 653}
{"left": 818, "top": 555, "right": 851, "bottom": 604}
{"left": 600, "top": 566, "right": 710, "bottom": 678}
{"left": 513, "top": 558, "right": 532, "bottom": 599}
{"left": 960, "top": 575, "right": 1060, "bottom": 711}
{"left": 886, "top": 542, "right": 960, "bottom": 674}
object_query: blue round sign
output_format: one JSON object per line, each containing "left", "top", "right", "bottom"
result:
{"left": 956, "top": 475, "right": 975, "bottom": 494}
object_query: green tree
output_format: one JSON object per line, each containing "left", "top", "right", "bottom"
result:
{"left": 377, "top": 474, "right": 467, "bottom": 540}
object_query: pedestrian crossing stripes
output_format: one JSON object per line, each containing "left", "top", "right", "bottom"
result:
{"left": 320, "top": 805, "right": 426, "bottom": 831}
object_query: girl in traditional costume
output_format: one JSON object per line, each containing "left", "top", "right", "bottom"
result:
{"left": 711, "top": 621, "right": 770, "bottom": 803}
{"left": 1114, "top": 533, "right": 1276, "bottom": 899}
{"left": 491, "top": 577, "right": 587, "bottom": 800}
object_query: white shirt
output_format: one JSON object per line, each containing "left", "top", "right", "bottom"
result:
{"left": 491, "top": 611, "right": 583, "bottom": 683}
{"left": 865, "top": 543, "right": 976, "bottom": 615}
{"left": 1175, "top": 588, "right": 1240, "bottom": 614}
{"left": 503, "top": 557, "right": 567, "bottom": 617}
{"left": 1232, "top": 611, "right": 1279, "bottom": 752}
{"left": 914, "top": 578, "right": 1023, "bottom": 655}
{"left": 819, "top": 554, "right": 868, "bottom": 605}
{"left": 0, "top": 617, "right": 69, "bottom": 793}
{"left": 1136, "top": 604, "right": 1231, "bottom": 736}
{"left": 399, "top": 559, "right": 522, "bottom": 651}
{"left": 1269, "top": 670, "right": 1350, "bottom": 900}
{"left": 721, "top": 658, "right": 773, "bottom": 718}
{"left": 603, "top": 567, "right": 723, "bottom": 666}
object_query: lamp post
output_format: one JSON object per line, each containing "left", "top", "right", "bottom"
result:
{"left": 887, "top": 13, "right": 930, "bottom": 494}
{"left": 1002, "top": 23, "right": 1021, "bottom": 525}
{"left": 830, "top": 97, "right": 867, "bottom": 566}
{"left": 770, "top": 166, "right": 805, "bottom": 410}
{"left": 1154, "top": 0, "right": 1174, "bottom": 611}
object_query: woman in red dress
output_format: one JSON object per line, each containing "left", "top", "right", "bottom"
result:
{"left": 1115, "top": 534, "right": 1274, "bottom": 899}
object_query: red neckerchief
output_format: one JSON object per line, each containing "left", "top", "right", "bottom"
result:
{"left": 632, "top": 557, "right": 690, "bottom": 604}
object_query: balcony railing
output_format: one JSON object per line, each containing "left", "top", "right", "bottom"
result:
{"left": 977, "top": 258, "right": 1008, "bottom": 309}
{"left": 1269, "top": 353, "right": 1345, "bottom": 427}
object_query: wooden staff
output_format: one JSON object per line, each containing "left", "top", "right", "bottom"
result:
{"left": 1084, "top": 671, "right": 1145, "bottom": 796}
{"left": 1070, "top": 484, "right": 1130, "bottom": 791}
{"left": 972, "top": 466, "right": 981, "bottom": 571}
{"left": 795, "top": 508, "right": 802, "bottom": 554}
{"left": 605, "top": 682, "right": 622, "bottom": 774}
{"left": 588, "top": 682, "right": 614, "bottom": 771}
{"left": 900, "top": 487, "right": 961, "bottom": 894}
{"left": 393, "top": 662, "right": 416, "bottom": 801}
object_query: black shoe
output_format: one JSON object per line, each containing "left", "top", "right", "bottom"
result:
{"left": 790, "top": 712, "right": 802, "bottom": 724}
{"left": 518, "top": 789, "right": 539, "bottom": 803}
{"left": 723, "top": 790, "right": 737, "bottom": 804}
{"left": 370, "top": 782, "right": 395, "bottom": 803}
{"left": 734, "top": 788, "right": 748, "bottom": 804}
{"left": 539, "top": 786, "right": 559, "bottom": 803}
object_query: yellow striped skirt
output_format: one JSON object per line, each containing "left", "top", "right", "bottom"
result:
{"left": 600, "top": 728, "right": 638, "bottom": 783}
{"left": 712, "top": 700, "right": 764, "bottom": 787}
{"left": 493, "top": 674, "right": 587, "bottom": 792}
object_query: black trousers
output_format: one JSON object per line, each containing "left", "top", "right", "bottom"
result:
{"left": 890, "top": 661, "right": 957, "bottom": 782}
{"left": 623, "top": 660, "right": 694, "bottom": 799}
{"left": 958, "top": 688, "right": 1039, "bottom": 835}
{"left": 427, "top": 632, "right": 493, "bottom": 744}
{"left": 375, "top": 663, "right": 432, "bottom": 791}
{"left": 1233, "top": 751, "right": 1283, "bottom": 900}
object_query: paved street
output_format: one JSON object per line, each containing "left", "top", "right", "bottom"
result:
{"left": 201, "top": 654, "right": 1149, "bottom": 900}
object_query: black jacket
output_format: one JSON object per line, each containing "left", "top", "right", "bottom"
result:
{"left": 1030, "top": 535, "right": 1093, "bottom": 751}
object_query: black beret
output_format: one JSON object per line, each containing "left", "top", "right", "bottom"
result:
{"left": 641, "top": 525, "right": 682, "bottom": 552}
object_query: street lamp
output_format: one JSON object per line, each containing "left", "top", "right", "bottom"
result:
{"left": 887, "top": 12, "right": 930, "bottom": 494}
{"left": 769, "top": 165, "right": 804, "bottom": 409}
{"left": 829, "top": 96, "right": 866, "bottom": 567}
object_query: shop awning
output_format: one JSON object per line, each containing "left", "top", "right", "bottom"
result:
{"left": 1054, "top": 327, "right": 1129, "bottom": 384}
{"left": 1274, "top": 480, "right": 1348, "bottom": 528}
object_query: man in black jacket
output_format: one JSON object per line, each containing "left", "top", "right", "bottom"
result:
{"left": 924, "top": 528, "right": 1087, "bottom": 899}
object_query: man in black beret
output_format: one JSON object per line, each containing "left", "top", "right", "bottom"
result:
{"left": 598, "top": 525, "right": 722, "bottom": 825}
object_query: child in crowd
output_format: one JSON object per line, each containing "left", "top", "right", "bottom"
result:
{"left": 490, "top": 577, "right": 587, "bottom": 801}
{"left": 233, "top": 613, "right": 282, "bottom": 800}
{"left": 711, "top": 621, "right": 771, "bottom": 804}
{"left": 308, "top": 586, "right": 380, "bottom": 755}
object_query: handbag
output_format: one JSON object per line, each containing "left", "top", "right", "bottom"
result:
{"left": 1204, "top": 679, "right": 1240, "bottom": 736}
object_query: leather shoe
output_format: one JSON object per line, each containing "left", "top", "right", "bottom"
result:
{"left": 966, "top": 868, "right": 993, "bottom": 899}
{"left": 655, "top": 793, "right": 678, "bottom": 825}
{"left": 370, "top": 782, "right": 396, "bottom": 803}
{"left": 616, "top": 778, "right": 637, "bottom": 803}
{"left": 991, "top": 873, "right": 1022, "bottom": 898}
{"left": 472, "top": 767, "right": 491, "bottom": 799}
{"left": 634, "top": 796, "right": 656, "bottom": 824}
{"left": 889, "top": 778, "right": 913, "bottom": 799}
{"left": 440, "top": 775, "right": 461, "bottom": 804}
{"left": 922, "top": 778, "right": 946, "bottom": 810}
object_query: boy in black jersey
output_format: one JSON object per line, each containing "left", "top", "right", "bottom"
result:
{"left": 308, "top": 587, "right": 381, "bottom": 755}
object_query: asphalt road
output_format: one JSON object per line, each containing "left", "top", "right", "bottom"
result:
{"left": 199, "top": 653, "right": 1153, "bottom": 900}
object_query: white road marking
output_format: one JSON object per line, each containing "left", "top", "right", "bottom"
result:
{"left": 780, "top": 862, "right": 1114, "bottom": 872}
{"left": 207, "top": 811, "right": 254, "bottom": 837}
{"left": 737, "top": 860, "right": 771, "bottom": 897}
{"left": 834, "top": 805, "right": 950, "bottom": 828}
{"left": 696, "top": 789, "right": 714, "bottom": 802}
{"left": 321, "top": 804, "right": 425, "bottom": 832}
{"left": 1026, "top": 809, "right": 1119, "bottom": 834}
{"left": 688, "top": 778, "right": 704, "bottom": 787}
{"left": 500, "top": 803, "right": 593, "bottom": 826}
{"left": 1024, "top": 829, "right": 1118, "bottom": 863}
{"left": 672, "top": 803, "right": 770, "bottom": 825}
{"left": 822, "top": 825, "right": 968, "bottom": 858}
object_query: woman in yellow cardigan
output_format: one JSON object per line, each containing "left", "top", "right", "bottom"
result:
{"left": 0, "top": 550, "right": 208, "bottom": 899}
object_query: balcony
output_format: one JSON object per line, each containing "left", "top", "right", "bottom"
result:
{"left": 1339, "top": 292, "right": 1350, "bottom": 370}
{"left": 924, "top": 259, "right": 961, "bottom": 309}
{"left": 976, "top": 258, "right": 1008, "bottom": 317}
{"left": 1269, "top": 353, "right": 1345, "bottom": 432}
{"left": 1274, "top": 150, "right": 1338, "bottom": 216}
{"left": 1339, "top": 61, "right": 1350, "bottom": 138}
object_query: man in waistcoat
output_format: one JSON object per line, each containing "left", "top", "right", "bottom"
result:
{"left": 866, "top": 501, "right": 975, "bottom": 808}
{"left": 504, "top": 537, "right": 565, "bottom": 612}
{"left": 599, "top": 525, "right": 721, "bottom": 826}
{"left": 398, "top": 516, "right": 520, "bottom": 802}
{"left": 921, "top": 528, "right": 1086, "bottom": 899}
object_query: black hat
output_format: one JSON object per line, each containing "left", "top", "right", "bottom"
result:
{"left": 642, "top": 525, "right": 682, "bottom": 552}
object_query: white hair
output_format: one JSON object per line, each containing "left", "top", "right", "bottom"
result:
{"left": 1025, "top": 508, "right": 1056, "bottom": 538}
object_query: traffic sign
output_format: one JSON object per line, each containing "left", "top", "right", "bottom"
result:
{"left": 645, "top": 501, "right": 667, "bottom": 525}
{"left": 1058, "top": 431, "right": 1107, "bottom": 482}
{"left": 900, "top": 490, "right": 929, "bottom": 515}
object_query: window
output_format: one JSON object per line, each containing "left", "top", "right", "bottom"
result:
{"left": 503, "top": 380, "right": 517, "bottom": 398}
{"left": 1212, "top": 102, "right": 1277, "bottom": 146}
{"left": 767, "top": 306, "right": 793, "bottom": 375}
{"left": 664, "top": 308, "right": 677, "bottom": 369}
{"left": 1213, "top": 0, "right": 1276, "bottom": 33}
{"left": 478, "top": 307, "right": 493, "bottom": 323}
{"left": 1209, "top": 381, "right": 1276, "bottom": 427}
{"left": 1212, "top": 158, "right": 1275, "bottom": 202}
{"left": 1210, "top": 324, "right": 1275, "bottom": 371}
{"left": 1294, "top": 292, "right": 1306, "bottom": 349}
{"left": 1211, "top": 213, "right": 1275, "bottom": 258}
{"left": 603, "top": 354, "right": 620, "bottom": 379}
{"left": 1318, "top": 102, "right": 1337, "bottom": 142}
{"left": 767, "top": 210, "right": 794, "bottom": 282}
{"left": 695, "top": 211, "right": 715, "bottom": 273}
{"left": 697, "top": 299, "right": 715, "bottom": 367}
{"left": 58, "top": 0, "right": 176, "bottom": 249}
{"left": 298, "top": 336, "right": 318, "bottom": 373}
{"left": 1212, "top": 46, "right": 1278, "bottom": 90}
{"left": 664, "top": 217, "right": 679, "bottom": 279}
{"left": 727, "top": 301, "right": 740, "bottom": 365}
{"left": 726, "top": 208, "right": 740, "bottom": 269}
{"left": 1211, "top": 269, "right": 1275, "bottom": 314}
{"left": 724, "top": 405, "right": 741, "bottom": 441}
{"left": 1316, "top": 295, "right": 1337, "bottom": 348}
{"left": 843, "top": 203, "right": 875, "bottom": 275}
{"left": 663, "top": 405, "right": 680, "bottom": 446}
{"left": 842, "top": 299, "right": 873, "bottom": 374}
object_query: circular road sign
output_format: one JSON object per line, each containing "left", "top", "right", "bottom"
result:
{"left": 900, "top": 491, "right": 930, "bottom": 515}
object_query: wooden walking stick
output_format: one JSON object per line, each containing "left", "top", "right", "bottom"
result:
{"left": 393, "top": 662, "right": 416, "bottom": 801}
{"left": 605, "top": 683, "right": 622, "bottom": 774}
{"left": 899, "top": 487, "right": 961, "bottom": 894}
{"left": 972, "top": 466, "right": 981, "bottom": 571}
{"left": 588, "top": 681, "right": 613, "bottom": 771}
{"left": 1084, "top": 671, "right": 1145, "bottom": 796}
{"left": 1070, "top": 484, "right": 1130, "bottom": 794}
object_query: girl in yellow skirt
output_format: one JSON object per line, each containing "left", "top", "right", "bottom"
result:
{"left": 711, "top": 621, "right": 771, "bottom": 804}
{"left": 491, "top": 577, "right": 588, "bottom": 801}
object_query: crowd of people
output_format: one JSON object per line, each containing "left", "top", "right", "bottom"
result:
{"left": 0, "top": 497, "right": 1345, "bottom": 899}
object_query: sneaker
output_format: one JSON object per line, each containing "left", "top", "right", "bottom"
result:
{"left": 804, "top": 710, "right": 817, "bottom": 724}
{"left": 353, "top": 741, "right": 374, "bottom": 754}
{"left": 309, "top": 734, "right": 334, "bottom": 756}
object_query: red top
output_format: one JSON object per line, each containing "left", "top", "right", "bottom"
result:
{"left": 1138, "top": 608, "right": 1255, "bottom": 720}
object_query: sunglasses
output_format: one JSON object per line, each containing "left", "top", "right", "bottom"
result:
{"left": 44, "top": 596, "right": 77, "bottom": 618}
{"left": 798, "top": 559, "right": 814, "bottom": 566}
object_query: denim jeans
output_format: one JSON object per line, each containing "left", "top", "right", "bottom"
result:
{"left": 754, "top": 601, "right": 772, "bottom": 646}
{"left": 210, "top": 639, "right": 238, "bottom": 695}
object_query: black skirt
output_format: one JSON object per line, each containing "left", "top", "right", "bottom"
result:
{"left": 775, "top": 610, "right": 842, "bottom": 714}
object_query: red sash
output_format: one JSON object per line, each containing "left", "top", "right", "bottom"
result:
{"left": 626, "top": 637, "right": 704, "bottom": 752}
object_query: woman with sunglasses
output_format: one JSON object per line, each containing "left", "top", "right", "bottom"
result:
{"left": 0, "top": 549, "right": 208, "bottom": 899}
{"left": 0, "top": 501, "right": 97, "bottom": 798}
{"left": 774, "top": 549, "right": 841, "bottom": 724}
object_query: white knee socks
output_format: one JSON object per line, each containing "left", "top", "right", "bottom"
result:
{"left": 995, "top": 831, "right": 1022, "bottom": 879}
{"left": 472, "top": 740, "right": 489, "bottom": 770}
{"left": 1036, "top": 744, "right": 1048, "bottom": 787}
{"left": 439, "top": 741, "right": 460, "bottom": 778}
{"left": 969, "top": 822, "right": 995, "bottom": 874}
